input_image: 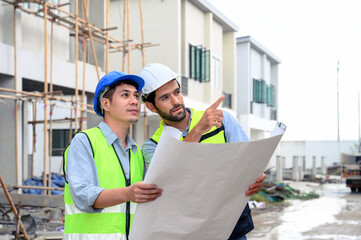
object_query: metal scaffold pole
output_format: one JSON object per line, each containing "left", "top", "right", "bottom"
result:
{"left": 48, "top": 17, "right": 54, "bottom": 195}
{"left": 43, "top": 1, "right": 49, "bottom": 195}
{"left": 75, "top": 0, "right": 79, "bottom": 136}
{"left": 358, "top": 92, "right": 361, "bottom": 153}
{"left": 13, "top": 2, "right": 19, "bottom": 187}
{"left": 106, "top": 0, "right": 110, "bottom": 74}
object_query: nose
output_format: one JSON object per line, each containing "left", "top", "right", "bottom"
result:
{"left": 170, "top": 94, "right": 180, "bottom": 105}
{"left": 129, "top": 95, "right": 139, "bottom": 105}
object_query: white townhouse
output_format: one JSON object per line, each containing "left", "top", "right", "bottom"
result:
{"left": 236, "top": 36, "right": 281, "bottom": 140}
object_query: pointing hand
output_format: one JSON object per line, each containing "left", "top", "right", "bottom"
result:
{"left": 197, "top": 96, "right": 225, "bottom": 133}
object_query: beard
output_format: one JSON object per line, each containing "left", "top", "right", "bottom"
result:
{"left": 156, "top": 104, "right": 186, "bottom": 122}
{"left": 128, "top": 118, "right": 139, "bottom": 124}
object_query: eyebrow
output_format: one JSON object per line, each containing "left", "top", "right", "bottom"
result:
{"left": 119, "top": 89, "right": 139, "bottom": 94}
{"left": 158, "top": 87, "right": 180, "bottom": 100}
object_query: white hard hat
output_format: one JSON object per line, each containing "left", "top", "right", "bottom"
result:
{"left": 139, "top": 63, "right": 180, "bottom": 95}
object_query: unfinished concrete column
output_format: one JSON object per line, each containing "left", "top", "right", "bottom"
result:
{"left": 276, "top": 155, "right": 283, "bottom": 183}
{"left": 302, "top": 156, "right": 306, "bottom": 172}
{"left": 321, "top": 156, "right": 327, "bottom": 175}
{"left": 312, "top": 156, "right": 317, "bottom": 176}
{"left": 292, "top": 156, "right": 299, "bottom": 181}
{"left": 298, "top": 156, "right": 304, "bottom": 181}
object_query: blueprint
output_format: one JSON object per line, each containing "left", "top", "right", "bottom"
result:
{"left": 130, "top": 122, "right": 286, "bottom": 240}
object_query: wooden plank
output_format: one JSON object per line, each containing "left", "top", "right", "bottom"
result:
{"left": 0, "top": 193, "right": 64, "bottom": 209}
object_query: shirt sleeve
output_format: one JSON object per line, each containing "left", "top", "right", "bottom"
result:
{"left": 66, "top": 133, "right": 105, "bottom": 213}
{"left": 141, "top": 138, "right": 157, "bottom": 165}
{"left": 222, "top": 110, "right": 250, "bottom": 143}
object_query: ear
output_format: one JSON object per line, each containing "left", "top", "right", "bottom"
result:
{"left": 145, "top": 102, "right": 157, "bottom": 113}
{"left": 101, "top": 98, "right": 111, "bottom": 113}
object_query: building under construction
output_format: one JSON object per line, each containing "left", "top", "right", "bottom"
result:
{"left": 0, "top": 0, "right": 158, "bottom": 190}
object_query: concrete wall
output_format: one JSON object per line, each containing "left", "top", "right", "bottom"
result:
{"left": 210, "top": 19, "right": 223, "bottom": 101}
{"left": 109, "top": 0, "right": 181, "bottom": 75}
{"left": 0, "top": 74, "right": 17, "bottom": 185}
{"left": 69, "top": 0, "right": 105, "bottom": 69}
{"left": 236, "top": 42, "right": 251, "bottom": 116}
{"left": 222, "top": 31, "right": 236, "bottom": 112}
{"left": 21, "top": 8, "right": 70, "bottom": 62}
{"left": 271, "top": 63, "right": 279, "bottom": 110}
{"left": 184, "top": 0, "right": 208, "bottom": 103}
{"left": 251, "top": 48, "right": 266, "bottom": 119}
{"left": 251, "top": 48, "right": 262, "bottom": 79}
{"left": 0, "top": 5, "right": 16, "bottom": 45}
{"left": 279, "top": 140, "right": 358, "bottom": 168}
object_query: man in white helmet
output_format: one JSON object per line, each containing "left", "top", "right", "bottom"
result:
{"left": 140, "top": 63, "right": 266, "bottom": 240}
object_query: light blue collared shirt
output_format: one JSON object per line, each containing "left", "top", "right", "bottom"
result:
{"left": 66, "top": 121, "right": 138, "bottom": 213}
{"left": 142, "top": 108, "right": 249, "bottom": 165}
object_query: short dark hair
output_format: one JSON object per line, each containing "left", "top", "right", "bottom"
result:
{"left": 103, "top": 80, "right": 139, "bottom": 102}
{"left": 142, "top": 79, "right": 181, "bottom": 107}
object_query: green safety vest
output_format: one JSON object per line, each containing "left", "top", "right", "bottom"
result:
{"left": 63, "top": 127, "right": 145, "bottom": 240}
{"left": 151, "top": 108, "right": 226, "bottom": 144}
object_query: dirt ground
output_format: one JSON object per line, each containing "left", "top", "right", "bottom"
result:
{"left": 247, "top": 180, "right": 361, "bottom": 240}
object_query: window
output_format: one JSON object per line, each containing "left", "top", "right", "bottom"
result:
{"left": 195, "top": 46, "right": 201, "bottom": 80}
{"left": 189, "top": 45, "right": 196, "bottom": 79}
{"left": 181, "top": 76, "right": 188, "bottom": 96}
{"left": 267, "top": 84, "right": 276, "bottom": 107}
{"left": 253, "top": 79, "right": 267, "bottom": 103}
{"left": 189, "top": 44, "right": 210, "bottom": 82}
{"left": 52, "top": 129, "right": 76, "bottom": 156}
{"left": 204, "top": 50, "right": 210, "bottom": 82}
{"left": 254, "top": 79, "right": 276, "bottom": 106}
{"left": 253, "top": 79, "right": 260, "bottom": 103}
{"left": 223, "top": 92, "right": 232, "bottom": 109}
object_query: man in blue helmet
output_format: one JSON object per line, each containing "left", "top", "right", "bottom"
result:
{"left": 63, "top": 71, "right": 163, "bottom": 240}
{"left": 140, "top": 63, "right": 266, "bottom": 240}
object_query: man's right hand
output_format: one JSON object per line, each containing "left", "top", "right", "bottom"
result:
{"left": 127, "top": 181, "right": 163, "bottom": 203}
{"left": 197, "top": 95, "right": 225, "bottom": 132}
{"left": 184, "top": 96, "right": 225, "bottom": 142}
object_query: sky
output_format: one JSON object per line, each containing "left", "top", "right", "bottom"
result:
{"left": 207, "top": 0, "right": 361, "bottom": 141}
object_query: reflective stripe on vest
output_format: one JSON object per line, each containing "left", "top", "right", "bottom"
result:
{"left": 63, "top": 127, "right": 145, "bottom": 239}
{"left": 64, "top": 233, "right": 127, "bottom": 240}
{"left": 151, "top": 108, "right": 226, "bottom": 144}
{"left": 65, "top": 202, "right": 137, "bottom": 215}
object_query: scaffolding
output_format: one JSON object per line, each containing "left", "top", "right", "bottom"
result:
{"left": 0, "top": 0, "right": 155, "bottom": 195}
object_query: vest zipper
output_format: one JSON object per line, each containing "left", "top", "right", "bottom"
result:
{"left": 126, "top": 153, "right": 131, "bottom": 240}
{"left": 126, "top": 179, "right": 131, "bottom": 240}
{"left": 112, "top": 145, "right": 131, "bottom": 240}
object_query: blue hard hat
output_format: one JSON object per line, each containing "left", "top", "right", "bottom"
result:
{"left": 94, "top": 71, "right": 145, "bottom": 117}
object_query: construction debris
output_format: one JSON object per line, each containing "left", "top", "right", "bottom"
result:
{"left": 22, "top": 174, "right": 65, "bottom": 196}
{"left": 249, "top": 181, "right": 320, "bottom": 206}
